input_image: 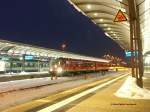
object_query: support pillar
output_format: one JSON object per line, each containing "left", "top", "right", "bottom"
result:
{"left": 128, "top": 0, "right": 143, "bottom": 87}
{"left": 136, "top": 6, "right": 143, "bottom": 87}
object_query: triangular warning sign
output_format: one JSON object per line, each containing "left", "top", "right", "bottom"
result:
{"left": 114, "top": 10, "right": 127, "bottom": 22}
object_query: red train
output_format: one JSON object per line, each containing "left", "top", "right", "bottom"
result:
{"left": 49, "top": 58, "right": 126, "bottom": 75}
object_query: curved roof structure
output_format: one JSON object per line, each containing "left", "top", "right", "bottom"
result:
{"left": 0, "top": 39, "right": 109, "bottom": 63}
{"left": 68, "top": 0, "right": 130, "bottom": 50}
{"left": 69, "top": 0, "right": 150, "bottom": 56}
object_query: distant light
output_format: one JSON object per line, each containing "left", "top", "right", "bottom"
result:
{"left": 113, "top": 33, "right": 116, "bottom": 36}
{"left": 20, "top": 57, "right": 23, "bottom": 60}
{"left": 94, "top": 13, "right": 98, "bottom": 16}
{"left": 86, "top": 5, "right": 91, "bottom": 9}
{"left": 61, "top": 44, "right": 66, "bottom": 50}
{"left": 99, "top": 19, "right": 103, "bottom": 22}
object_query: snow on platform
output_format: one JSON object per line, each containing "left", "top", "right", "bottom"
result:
{"left": 115, "top": 76, "right": 150, "bottom": 99}
{"left": 0, "top": 77, "right": 71, "bottom": 93}
{"left": 0, "top": 71, "right": 48, "bottom": 77}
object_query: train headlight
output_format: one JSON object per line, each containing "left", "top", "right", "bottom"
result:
{"left": 50, "top": 68, "right": 53, "bottom": 72}
{"left": 57, "top": 67, "right": 63, "bottom": 73}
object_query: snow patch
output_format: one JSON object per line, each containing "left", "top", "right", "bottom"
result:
{"left": 19, "top": 71, "right": 29, "bottom": 75}
{"left": 115, "top": 76, "right": 150, "bottom": 99}
{"left": 0, "top": 77, "right": 70, "bottom": 93}
{"left": 2, "top": 71, "right": 48, "bottom": 77}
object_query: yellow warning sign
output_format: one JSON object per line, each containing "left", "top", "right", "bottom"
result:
{"left": 114, "top": 10, "right": 127, "bottom": 22}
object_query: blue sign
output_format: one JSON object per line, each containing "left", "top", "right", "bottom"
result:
{"left": 125, "top": 51, "right": 131, "bottom": 57}
{"left": 125, "top": 51, "right": 138, "bottom": 57}
{"left": 25, "top": 55, "right": 33, "bottom": 60}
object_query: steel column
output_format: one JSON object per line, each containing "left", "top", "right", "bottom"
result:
{"left": 136, "top": 6, "right": 143, "bottom": 87}
{"left": 128, "top": 0, "right": 143, "bottom": 87}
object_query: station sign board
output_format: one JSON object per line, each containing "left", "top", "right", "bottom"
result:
{"left": 24, "top": 55, "right": 33, "bottom": 60}
{"left": 125, "top": 51, "right": 138, "bottom": 57}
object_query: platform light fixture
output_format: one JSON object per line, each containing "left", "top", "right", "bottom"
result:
{"left": 107, "top": 27, "right": 111, "bottom": 30}
{"left": 94, "top": 13, "right": 98, "bottom": 16}
{"left": 86, "top": 4, "right": 91, "bottom": 9}
{"left": 104, "top": 24, "right": 107, "bottom": 26}
{"left": 113, "top": 33, "right": 116, "bottom": 36}
{"left": 99, "top": 19, "right": 104, "bottom": 22}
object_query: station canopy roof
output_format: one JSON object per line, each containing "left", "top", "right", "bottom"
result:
{"left": 68, "top": 0, "right": 150, "bottom": 55}
{"left": 0, "top": 39, "right": 109, "bottom": 63}
{"left": 68, "top": 0, "right": 130, "bottom": 50}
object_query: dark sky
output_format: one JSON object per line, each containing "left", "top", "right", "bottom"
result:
{"left": 0, "top": 0, "right": 125, "bottom": 59}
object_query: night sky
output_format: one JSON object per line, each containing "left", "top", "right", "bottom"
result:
{"left": 0, "top": 0, "right": 125, "bottom": 59}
